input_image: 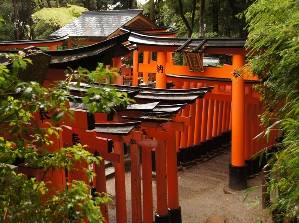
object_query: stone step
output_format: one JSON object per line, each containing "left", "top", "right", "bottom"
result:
{"left": 104, "top": 158, "right": 131, "bottom": 180}
{"left": 105, "top": 166, "right": 115, "bottom": 180}
{"left": 105, "top": 160, "right": 113, "bottom": 168}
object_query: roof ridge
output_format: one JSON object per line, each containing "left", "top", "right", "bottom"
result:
{"left": 83, "top": 9, "right": 143, "bottom": 15}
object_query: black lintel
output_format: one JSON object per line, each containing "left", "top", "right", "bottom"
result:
{"left": 176, "top": 38, "right": 192, "bottom": 52}
{"left": 192, "top": 39, "right": 207, "bottom": 52}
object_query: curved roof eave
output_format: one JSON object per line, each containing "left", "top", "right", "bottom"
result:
{"left": 123, "top": 29, "right": 246, "bottom": 53}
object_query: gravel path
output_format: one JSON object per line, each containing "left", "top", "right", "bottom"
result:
{"left": 106, "top": 147, "right": 272, "bottom": 223}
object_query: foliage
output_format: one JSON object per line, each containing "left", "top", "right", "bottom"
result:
{"left": 0, "top": 52, "right": 132, "bottom": 222}
{"left": 0, "top": 1, "right": 15, "bottom": 40}
{"left": 142, "top": 0, "right": 254, "bottom": 38}
{"left": 32, "top": 4, "right": 88, "bottom": 39}
{"left": 245, "top": 0, "right": 299, "bottom": 220}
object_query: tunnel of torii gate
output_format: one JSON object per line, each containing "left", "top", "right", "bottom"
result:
{"left": 125, "top": 30, "right": 278, "bottom": 191}
{"left": 1, "top": 30, "right": 279, "bottom": 223}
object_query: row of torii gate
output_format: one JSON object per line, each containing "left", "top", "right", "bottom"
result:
{"left": 2, "top": 31, "right": 278, "bottom": 223}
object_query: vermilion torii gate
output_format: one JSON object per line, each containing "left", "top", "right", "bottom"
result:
{"left": 125, "top": 30, "right": 277, "bottom": 191}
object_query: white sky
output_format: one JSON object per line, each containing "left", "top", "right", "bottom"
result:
{"left": 137, "top": 0, "right": 149, "bottom": 4}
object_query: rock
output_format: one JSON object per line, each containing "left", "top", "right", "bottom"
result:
{"left": 206, "top": 214, "right": 228, "bottom": 223}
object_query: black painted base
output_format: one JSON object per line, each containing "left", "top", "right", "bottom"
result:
{"left": 206, "top": 139, "right": 214, "bottom": 154}
{"left": 245, "top": 159, "right": 254, "bottom": 177}
{"left": 155, "top": 212, "right": 171, "bottom": 223}
{"left": 229, "top": 163, "right": 247, "bottom": 191}
{"left": 168, "top": 207, "right": 182, "bottom": 223}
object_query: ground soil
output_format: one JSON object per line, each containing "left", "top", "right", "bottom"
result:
{"left": 106, "top": 146, "right": 273, "bottom": 223}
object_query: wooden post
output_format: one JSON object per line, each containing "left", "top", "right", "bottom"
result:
{"left": 143, "top": 51, "right": 149, "bottom": 83}
{"left": 142, "top": 147, "right": 153, "bottom": 223}
{"left": 201, "top": 99, "right": 209, "bottom": 142}
{"left": 194, "top": 83, "right": 204, "bottom": 146}
{"left": 217, "top": 100, "right": 224, "bottom": 137}
{"left": 167, "top": 131, "right": 182, "bottom": 223}
{"left": 180, "top": 82, "right": 190, "bottom": 149}
{"left": 114, "top": 140, "right": 128, "bottom": 223}
{"left": 229, "top": 54, "right": 247, "bottom": 191}
{"left": 133, "top": 50, "right": 139, "bottom": 86}
{"left": 206, "top": 100, "right": 214, "bottom": 140}
{"left": 95, "top": 158, "right": 109, "bottom": 222}
{"left": 155, "top": 139, "right": 170, "bottom": 223}
{"left": 187, "top": 82, "right": 196, "bottom": 147}
{"left": 212, "top": 100, "right": 219, "bottom": 138}
{"left": 113, "top": 57, "right": 123, "bottom": 85}
{"left": 175, "top": 81, "right": 183, "bottom": 151}
{"left": 130, "top": 142, "right": 142, "bottom": 222}
{"left": 222, "top": 101, "right": 228, "bottom": 133}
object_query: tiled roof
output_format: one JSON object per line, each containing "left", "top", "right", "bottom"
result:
{"left": 50, "top": 9, "right": 153, "bottom": 38}
{"left": 47, "top": 32, "right": 130, "bottom": 70}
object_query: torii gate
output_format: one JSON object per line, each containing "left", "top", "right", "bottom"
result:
{"left": 125, "top": 30, "right": 277, "bottom": 191}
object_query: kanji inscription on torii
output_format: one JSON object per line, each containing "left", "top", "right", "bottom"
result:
{"left": 39, "top": 108, "right": 51, "bottom": 123}
{"left": 72, "top": 133, "right": 81, "bottom": 145}
{"left": 157, "top": 65, "right": 164, "bottom": 73}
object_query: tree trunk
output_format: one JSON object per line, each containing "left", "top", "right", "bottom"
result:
{"left": 227, "top": 0, "right": 249, "bottom": 37}
{"left": 191, "top": 0, "right": 196, "bottom": 31}
{"left": 157, "top": 0, "right": 164, "bottom": 26}
{"left": 211, "top": 0, "right": 219, "bottom": 34}
{"left": 199, "top": 0, "right": 205, "bottom": 37}
{"left": 46, "top": 0, "right": 52, "bottom": 7}
{"left": 56, "top": 0, "right": 60, "bottom": 7}
{"left": 13, "top": 0, "right": 19, "bottom": 40}
{"left": 150, "top": 0, "right": 154, "bottom": 21}
{"left": 178, "top": 0, "right": 193, "bottom": 37}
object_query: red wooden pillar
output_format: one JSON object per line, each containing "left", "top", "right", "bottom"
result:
{"left": 201, "top": 99, "right": 209, "bottom": 142}
{"left": 229, "top": 54, "right": 247, "bottom": 190}
{"left": 114, "top": 140, "right": 128, "bottom": 223}
{"left": 217, "top": 100, "right": 224, "bottom": 137}
{"left": 132, "top": 50, "right": 139, "bottom": 86}
{"left": 49, "top": 45, "right": 56, "bottom": 50}
{"left": 113, "top": 57, "right": 123, "bottom": 85}
{"left": 245, "top": 103, "right": 251, "bottom": 161}
{"left": 221, "top": 101, "right": 228, "bottom": 133}
{"left": 95, "top": 158, "right": 109, "bottom": 222}
{"left": 155, "top": 138, "right": 170, "bottom": 223}
{"left": 156, "top": 52, "right": 167, "bottom": 89}
{"left": 212, "top": 100, "right": 219, "bottom": 151}
{"left": 187, "top": 82, "right": 196, "bottom": 147}
{"left": 33, "top": 111, "right": 66, "bottom": 191}
{"left": 167, "top": 129, "right": 181, "bottom": 223}
{"left": 142, "top": 147, "right": 153, "bottom": 223}
{"left": 194, "top": 83, "right": 204, "bottom": 146}
{"left": 130, "top": 142, "right": 142, "bottom": 222}
{"left": 180, "top": 82, "right": 190, "bottom": 149}
{"left": 143, "top": 51, "right": 150, "bottom": 83}
{"left": 212, "top": 100, "right": 219, "bottom": 137}
{"left": 175, "top": 81, "right": 183, "bottom": 151}
{"left": 206, "top": 100, "right": 214, "bottom": 140}
{"left": 226, "top": 101, "right": 232, "bottom": 132}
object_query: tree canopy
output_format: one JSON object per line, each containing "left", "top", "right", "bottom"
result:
{"left": 0, "top": 50, "right": 132, "bottom": 222}
{"left": 32, "top": 5, "right": 88, "bottom": 39}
